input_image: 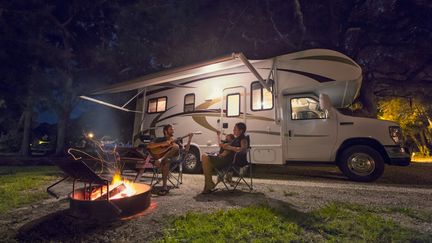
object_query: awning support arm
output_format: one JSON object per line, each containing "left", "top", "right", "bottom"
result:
{"left": 268, "top": 57, "right": 276, "bottom": 81}
{"left": 235, "top": 53, "right": 271, "bottom": 92}
{"left": 122, "top": 88, "right": 145, "bottom": 108}
{"left": 79, "top": 96, "right": 142, "bottom": 113}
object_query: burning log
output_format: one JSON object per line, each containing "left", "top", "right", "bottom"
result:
{"left": 92, "top": 183, "right": 127, "bottom": 201}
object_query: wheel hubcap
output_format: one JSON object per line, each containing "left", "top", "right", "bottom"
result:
{"left": 347, "top": 153, "right": 375, "bottom": 176}
{"left": 184, "top": 153, "right": 197, "bottom": 170}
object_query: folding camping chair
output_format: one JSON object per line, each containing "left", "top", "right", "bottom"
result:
{"left": 215, "top": 135, "right": 253, "bottom": 191}
{"left": 150, "top": 143, "right": 190, "bottom": 188}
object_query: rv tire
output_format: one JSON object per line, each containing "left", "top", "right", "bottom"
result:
{"left": 183, "top": 146, "right": 202, "bottom": 174}
{"left": 338, "top": 145, "right": 384, "bottom": 182}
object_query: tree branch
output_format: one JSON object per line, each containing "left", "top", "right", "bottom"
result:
{"left": 265, "top": 0, "right": 305, "bottom": 49}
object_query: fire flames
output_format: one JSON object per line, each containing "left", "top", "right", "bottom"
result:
{"left": 90, "top": 172, "right": 137, "bottom": 200}
{"left": 109, "top": 173, "right": 137, "bottom": 199}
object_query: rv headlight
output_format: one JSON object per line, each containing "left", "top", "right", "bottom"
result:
{"left": 389, "top": 126, "right": 402, "bottom": 145}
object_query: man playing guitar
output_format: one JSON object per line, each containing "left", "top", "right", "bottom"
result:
{"left": 147, "top": 124, "right": 193, "bottom": 195}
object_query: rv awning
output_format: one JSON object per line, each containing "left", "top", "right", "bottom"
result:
{"left": 80, "top": 53, "right": 272, "bottom": 112}
{"left": 91, "top": 52, "right": 270, "bottom": 95}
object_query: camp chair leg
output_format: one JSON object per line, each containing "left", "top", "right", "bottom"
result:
{"left": 167, "top": 163, "right": 182, "bottom": 188}
{"left": 178, "top": 163, "right": 183, "bottom": 184}
{"left": 249, "top": 164, "right": 253, "bottom": 190}
{"left": 214, "top": 168, "right": 231, "bottom": 191}
{"left": 220, "top": 179, "right": 230, "bottom": 191}
{"left": 150, "top": 167, "right": 160, "bottom": 187}
{"left": 134, "top": 169, "right": 144, "bottom": 182}
{"left": 230, "top": 166, "right": 253, "bottom": 191}
{"left": 167, "top": 174, "right": 180, "bottom": 188}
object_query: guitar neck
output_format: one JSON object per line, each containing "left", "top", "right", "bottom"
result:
{"left": 176, "top": 132, "right": 201, "bottom": 141}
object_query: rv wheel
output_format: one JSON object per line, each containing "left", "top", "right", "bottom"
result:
{"left": 338, "top": 145, "right": 384, "bottom": 182}
{"left": 183, "top": 146, "right": 202, "bottom": 174}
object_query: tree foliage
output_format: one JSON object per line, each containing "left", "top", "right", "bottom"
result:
{"left": 378, "top": 98, "right": 432, "bottom": 156}
{"left": 0, "top": 0, "right": 119, "bottom": 155}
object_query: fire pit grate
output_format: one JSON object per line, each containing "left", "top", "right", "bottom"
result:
{"left": 47, "top": 157, "right": 151, "bottom": 220}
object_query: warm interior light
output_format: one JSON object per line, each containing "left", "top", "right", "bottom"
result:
{"left": 87, "top": 132, "right": 94, "bottom": 138}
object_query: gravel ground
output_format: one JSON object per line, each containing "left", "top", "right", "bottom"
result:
{"left": 1, "top": 163, "right": 431, "bottom": 242}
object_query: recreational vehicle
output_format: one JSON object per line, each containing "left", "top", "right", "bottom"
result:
{"left": 83, "top": 49, "right": 410, "bottom": 182}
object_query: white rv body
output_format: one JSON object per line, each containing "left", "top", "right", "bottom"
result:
{"left": 88, "top": 49, "right": 410, "bottom": 182}
{"left": 133, "top": 49, "right": 363, "bottom": 163}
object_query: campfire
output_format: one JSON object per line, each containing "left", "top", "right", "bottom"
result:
{"left": 89, "top": 173, "right": 137, "bottom": 201}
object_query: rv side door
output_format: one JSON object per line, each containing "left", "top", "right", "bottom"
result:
{"left": 221, "top": 86, "right": 246, "bottom": 134}
{"left": 284, "top": 95, "right": 337, "bottom": 161}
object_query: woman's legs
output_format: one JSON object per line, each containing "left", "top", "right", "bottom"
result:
{"left": 201, "top": 154, "right": 215, "bottom": 191}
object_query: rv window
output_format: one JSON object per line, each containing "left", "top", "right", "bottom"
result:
{"left": 251, "top": 80, "right": 273, "bottom": 111}
{"left": 147, "top": 96, "right": 167, "bottom": 113}
{"left": 184, "top": 93, "right": 195, "bottom": 112}
{"left": 226, "top": 93, "right": 240, "bottom": 117}
{"left": 290, "top": 97, "right": 325, "bottom": 120}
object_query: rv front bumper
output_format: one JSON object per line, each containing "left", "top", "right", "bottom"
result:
{"left": 384, "top": 146, "right": 410, "bottom": 166}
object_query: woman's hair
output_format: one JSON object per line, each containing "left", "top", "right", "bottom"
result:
{"left": 235, "top": 122, "right": 247, "bottom": 136}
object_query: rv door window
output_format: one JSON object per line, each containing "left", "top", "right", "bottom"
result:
{"left": 290, "top": 97, "right": 325, "bottom": 120}
{"left": 184, "top": 93, "right": 195, "bottom": 112}
{"left": 251, "top": 80, "right": 274, "bottom": 111}
{"left": 226, "top": 93, "right": 240, "bottom": 117}
{"left": 147, "top": 96, "right": 167, "bottom": 113}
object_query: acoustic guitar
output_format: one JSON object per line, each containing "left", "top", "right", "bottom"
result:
{"left": 147, "top": 131, "right": 201, "bottom": 159}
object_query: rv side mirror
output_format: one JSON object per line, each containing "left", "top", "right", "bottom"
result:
{"left": 319, "top": 93, "right": 333, "bottom": 118}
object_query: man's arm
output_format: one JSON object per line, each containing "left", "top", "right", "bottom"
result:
{"left": 184, "top": 133, "right": 194, "bottom": 152}
{"left": 147, "top": 138, "right": 171, "bottom": 149}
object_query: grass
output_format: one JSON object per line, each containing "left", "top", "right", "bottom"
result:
{"left": 387, "top": 207, "right": 432, "bottom": 223}
{"left": 159, "top": 203, "right": 432, "bottom": 242}
{"left": 310, "top": 203, "right": 431, "bottom": 242}
{"left": 283, "top": 191, "right": 299, "bottom": 197}
{"left": 161, "top": 206, "right": 304, "bottom": 242}
{"left": 0, "top": 166, "right": 60, "bottom": 214}
{"left": 334, "top": 202, "right": 432, "bottom": 223}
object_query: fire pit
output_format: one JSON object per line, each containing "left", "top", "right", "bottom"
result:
{"left": 47, "top": 157, "right": 152, "bottom": 220}
{"left": 69, "top": 182, "right": 151, "bottom": 220}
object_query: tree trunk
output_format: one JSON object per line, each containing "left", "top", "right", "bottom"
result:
{"left": 409, "top": 133, "right": 424, "bottom": 156}
{"left": 20, "top": 109, "right": 32, "bottom": 157}
{"left": 359, "top": 80, "right": 377, "bottom": 118}
{"left": 419, "top": 131, "right": 430, "bottom": 156}
{"left": 55, "top": 110, "right": 69, "bottom": 156}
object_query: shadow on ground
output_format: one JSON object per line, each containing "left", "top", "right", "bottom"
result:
{"left": 253, "top": 163, "right": 432, "bottom": 187}
{"left": 17, "top": 210, "right": 127, "bottom": 242}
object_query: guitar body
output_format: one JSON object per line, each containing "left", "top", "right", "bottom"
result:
{"left": 146, "top": 131, "right": 202, "bottom": 160}
{"left": 147, "top": 146, "right": 173, "bottom": 160}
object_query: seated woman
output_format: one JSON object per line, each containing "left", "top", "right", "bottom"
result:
{"left": 201, "top": 122, "right": 247, "bottom": 194}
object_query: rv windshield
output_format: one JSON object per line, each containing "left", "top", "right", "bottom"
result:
{"left": 290, "top": 97, "right": 326, "bottom": 120}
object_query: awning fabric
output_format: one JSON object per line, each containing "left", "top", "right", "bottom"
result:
{"left": 93, "top": 53, "right": 247, "bottom": 94}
